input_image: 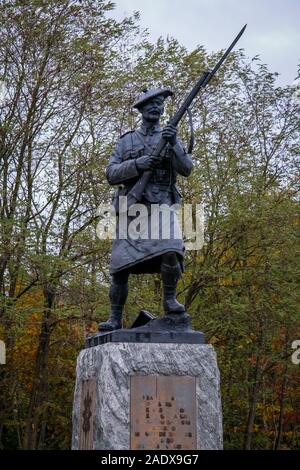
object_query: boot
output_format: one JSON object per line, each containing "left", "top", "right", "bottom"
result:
{"left": 98, "top": 277, "right": 128, "bottom": 331}
{"left": 161, "top": 262, "right": 185, "bottom": 314}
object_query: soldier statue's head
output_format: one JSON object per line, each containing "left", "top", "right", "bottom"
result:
{"left": 133, "top": 88, "right": 173, "bottom": 123}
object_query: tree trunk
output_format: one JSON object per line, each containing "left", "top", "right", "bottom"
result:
{"left": 273, "top": 337, "right": 289, "bottom": 450}
{"left": 23, "top": 286, "right": 55, "bottom": 450}
{"left": 244, "top": 355, "right": 262, "bottom": 450}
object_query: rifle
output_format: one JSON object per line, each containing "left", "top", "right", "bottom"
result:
{"left": 125, "top": 24, "right": 247, "bottom": 209}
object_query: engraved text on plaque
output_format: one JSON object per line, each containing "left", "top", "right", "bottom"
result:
{"left": 130, "top": 375, "right": 196, "bottom": 450}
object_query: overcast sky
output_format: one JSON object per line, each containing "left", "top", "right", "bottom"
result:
{"left": 109, "top": 0, "right": 299, "bottom": 86}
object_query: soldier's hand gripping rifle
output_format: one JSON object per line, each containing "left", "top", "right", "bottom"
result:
{"left": 124, "top": 25, "right": 247, "bottom": 210}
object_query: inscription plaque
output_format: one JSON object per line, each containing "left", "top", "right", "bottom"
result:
{"left": 130, "top": 375, "right": 196, "bottom": 450}
{"left": 78, "top": 379, "right": 96, "bottom": 450}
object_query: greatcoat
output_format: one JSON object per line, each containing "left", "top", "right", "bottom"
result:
{"left": 106, "top": 123, "right": 193, "bottom": 274}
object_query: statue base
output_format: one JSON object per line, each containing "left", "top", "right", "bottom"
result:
{"left": 87, "top": 311, "right": 205, "bottom": 347}
{"left": 72, "top": 334, "right": 223, "bottom": 450}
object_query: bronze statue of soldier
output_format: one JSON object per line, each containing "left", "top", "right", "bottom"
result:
{"left": 78, "top": 26, "right": 247, "bottom": 442}
{"left": 99, "top": 87, "right": 193, "bottom": 331}
{"left": 99, "top": 24, "right": 247, "bottom": 332}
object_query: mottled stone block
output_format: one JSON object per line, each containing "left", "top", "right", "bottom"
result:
{"left": 72, "top": 343, "right": 223, "bottom": 450}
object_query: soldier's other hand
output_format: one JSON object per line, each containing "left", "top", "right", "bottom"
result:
{"left": 162, "top": 124, "right": 177, "bottom": 146}
{"left": 136, "top": 155, "right": 160, "bottom": 171}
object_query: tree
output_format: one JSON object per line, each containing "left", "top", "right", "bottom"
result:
{"left": 0, "top": 1, "right": 299, "bottom": 450}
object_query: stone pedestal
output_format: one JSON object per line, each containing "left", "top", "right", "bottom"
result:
{"left": 72, "top": 342, "right": 223, "bottom": 450}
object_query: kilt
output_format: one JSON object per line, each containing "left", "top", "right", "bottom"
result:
{"left": 109, "top": 194, "right": 185, "bottom": 275}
